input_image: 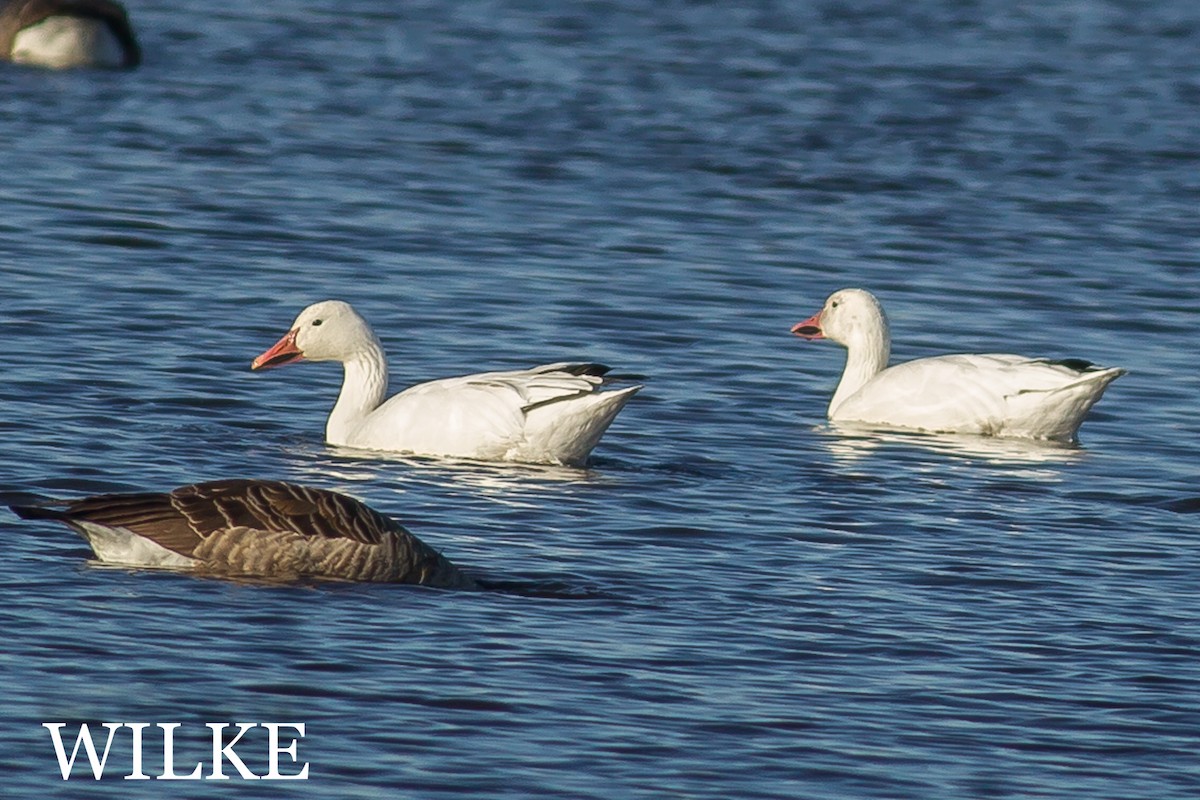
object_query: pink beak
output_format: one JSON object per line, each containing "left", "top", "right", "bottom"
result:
{"left": 251, "top": 329, "right": 304, "bottom": 370}
{"left": 790, "top": 311, "right": 825, "bottom": 340}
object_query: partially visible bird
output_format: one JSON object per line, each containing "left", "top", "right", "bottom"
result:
{"left": 9, "top": 479, "right": 476, "bottom": 588}
{"left": 0, "top": 0, "right": 140, "bottom": 69}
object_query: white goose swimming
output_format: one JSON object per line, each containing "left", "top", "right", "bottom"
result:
{"left": 9, "top": 479, "right": 476, "bottom": 587}
{"left": 0, "top": 0, "right": 140, "bottom": 68}
{"left": 251, "top": 300, "right": 640, "bottom": 466}
{"left": 791, "top": 288, "right": 1125, "bottom": 441}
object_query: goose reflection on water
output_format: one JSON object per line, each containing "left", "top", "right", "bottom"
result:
{"left": 816, "top": 421, "right": 1084, "bottom": 469}
{"left": 278, "top": 442, "right": 598, "bottom": 502}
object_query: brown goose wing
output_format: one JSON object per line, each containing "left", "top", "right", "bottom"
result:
{"left": 12, "top": 479, "right": 333, "bottom": 558}
{"left": 12, "top": 480, "right": 474, "bottom": 587}
{"left": 17, "top": 488, "right": 206, "bottom": 557}
{"left": 168, "top": 480, "right": 395, "bottom": 544}
{"left": 170, "top": 480, "right": 475, "bottom": 587}
{"left": 191, "top": 525, "right": 475, "bottom": 586}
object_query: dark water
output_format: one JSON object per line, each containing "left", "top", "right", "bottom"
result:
{"left": 2, "top": 0, "right": 1199, "bottom": 797}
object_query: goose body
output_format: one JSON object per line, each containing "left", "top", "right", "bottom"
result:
{"left": 1, "top": 0, "right": 140, "bottom": 68}
{"left": 791, "top": 288, "right": 1124, "bottom": 441}
{"left": 251, "top": 300, "right": 640, "bottom": 466}
{"left": 9, "top": 479, "right": 475, "bottom": 588}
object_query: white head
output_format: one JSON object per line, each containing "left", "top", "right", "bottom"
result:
{"left": 251, "top": 300, "right": 381, "bottom": 369}
{"left": 791, "top": 288, "right": 889, "bottom": 349}
{"left": 792, "top": 289, "right": 892, "bottom": 414}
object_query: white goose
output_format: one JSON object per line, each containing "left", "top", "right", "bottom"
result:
{"left": 9, "top": 479, "right": 476, "bottom": 588}
{"left": 0, "top": 0, "right": 141, "bottom": 68}
{"left": 251, "top": 300, "right": 640, "bottom": 466}
{"left": 791, "top": 288, "right": 1125, "bottom": 441}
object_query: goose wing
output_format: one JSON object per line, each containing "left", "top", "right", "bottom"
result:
{"left": 11, "top": 480, "right": 474, "bottom": 587}
{"left": 360, "top": 362, "right": 633, "bottom": 462}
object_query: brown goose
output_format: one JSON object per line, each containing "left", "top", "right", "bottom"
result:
{"left": 9, "top": 479, "right": 477, "bottom": 588}
{"left": 0, "top": 0, "right": 141, "bottom": 68}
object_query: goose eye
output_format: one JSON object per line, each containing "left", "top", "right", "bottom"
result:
{"left": 312, "top": 319, "right": 323, "bottom": 327}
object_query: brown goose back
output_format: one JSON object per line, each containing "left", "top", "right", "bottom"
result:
{"left": 16, "top": 479, "right": 476, "bottom": 588}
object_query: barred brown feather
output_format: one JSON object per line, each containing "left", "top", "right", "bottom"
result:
{"left": 9, "top": 480, "right": 475, "bottom": 588}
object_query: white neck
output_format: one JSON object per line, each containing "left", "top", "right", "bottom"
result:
{"left": 326, "top": 341, "right": 389, "bottom": 445}
{"left": 829, "top": 324, "right": 890, "bottom": 416}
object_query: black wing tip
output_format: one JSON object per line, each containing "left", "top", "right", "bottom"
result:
{"left": 559, "top": 363, "right": 612, "bottom": 377}
{"left": 557, "top": 363, "right": 650, "bottom": 382}
{"left": 602, "top": 371, "right": 647, "bottom": 383}
{"left": 8, "top": 504, "right": 69, "bottom": 522}
{"left": 1038, "top": 357, "right": 1117, "bottom": 373}
{"left": 1036, "top": 357, "right": 1128, "bottom": 376}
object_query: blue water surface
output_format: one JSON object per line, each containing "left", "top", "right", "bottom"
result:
{"left": 1, "top": 1, "right": 1198, "bottom": 798}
